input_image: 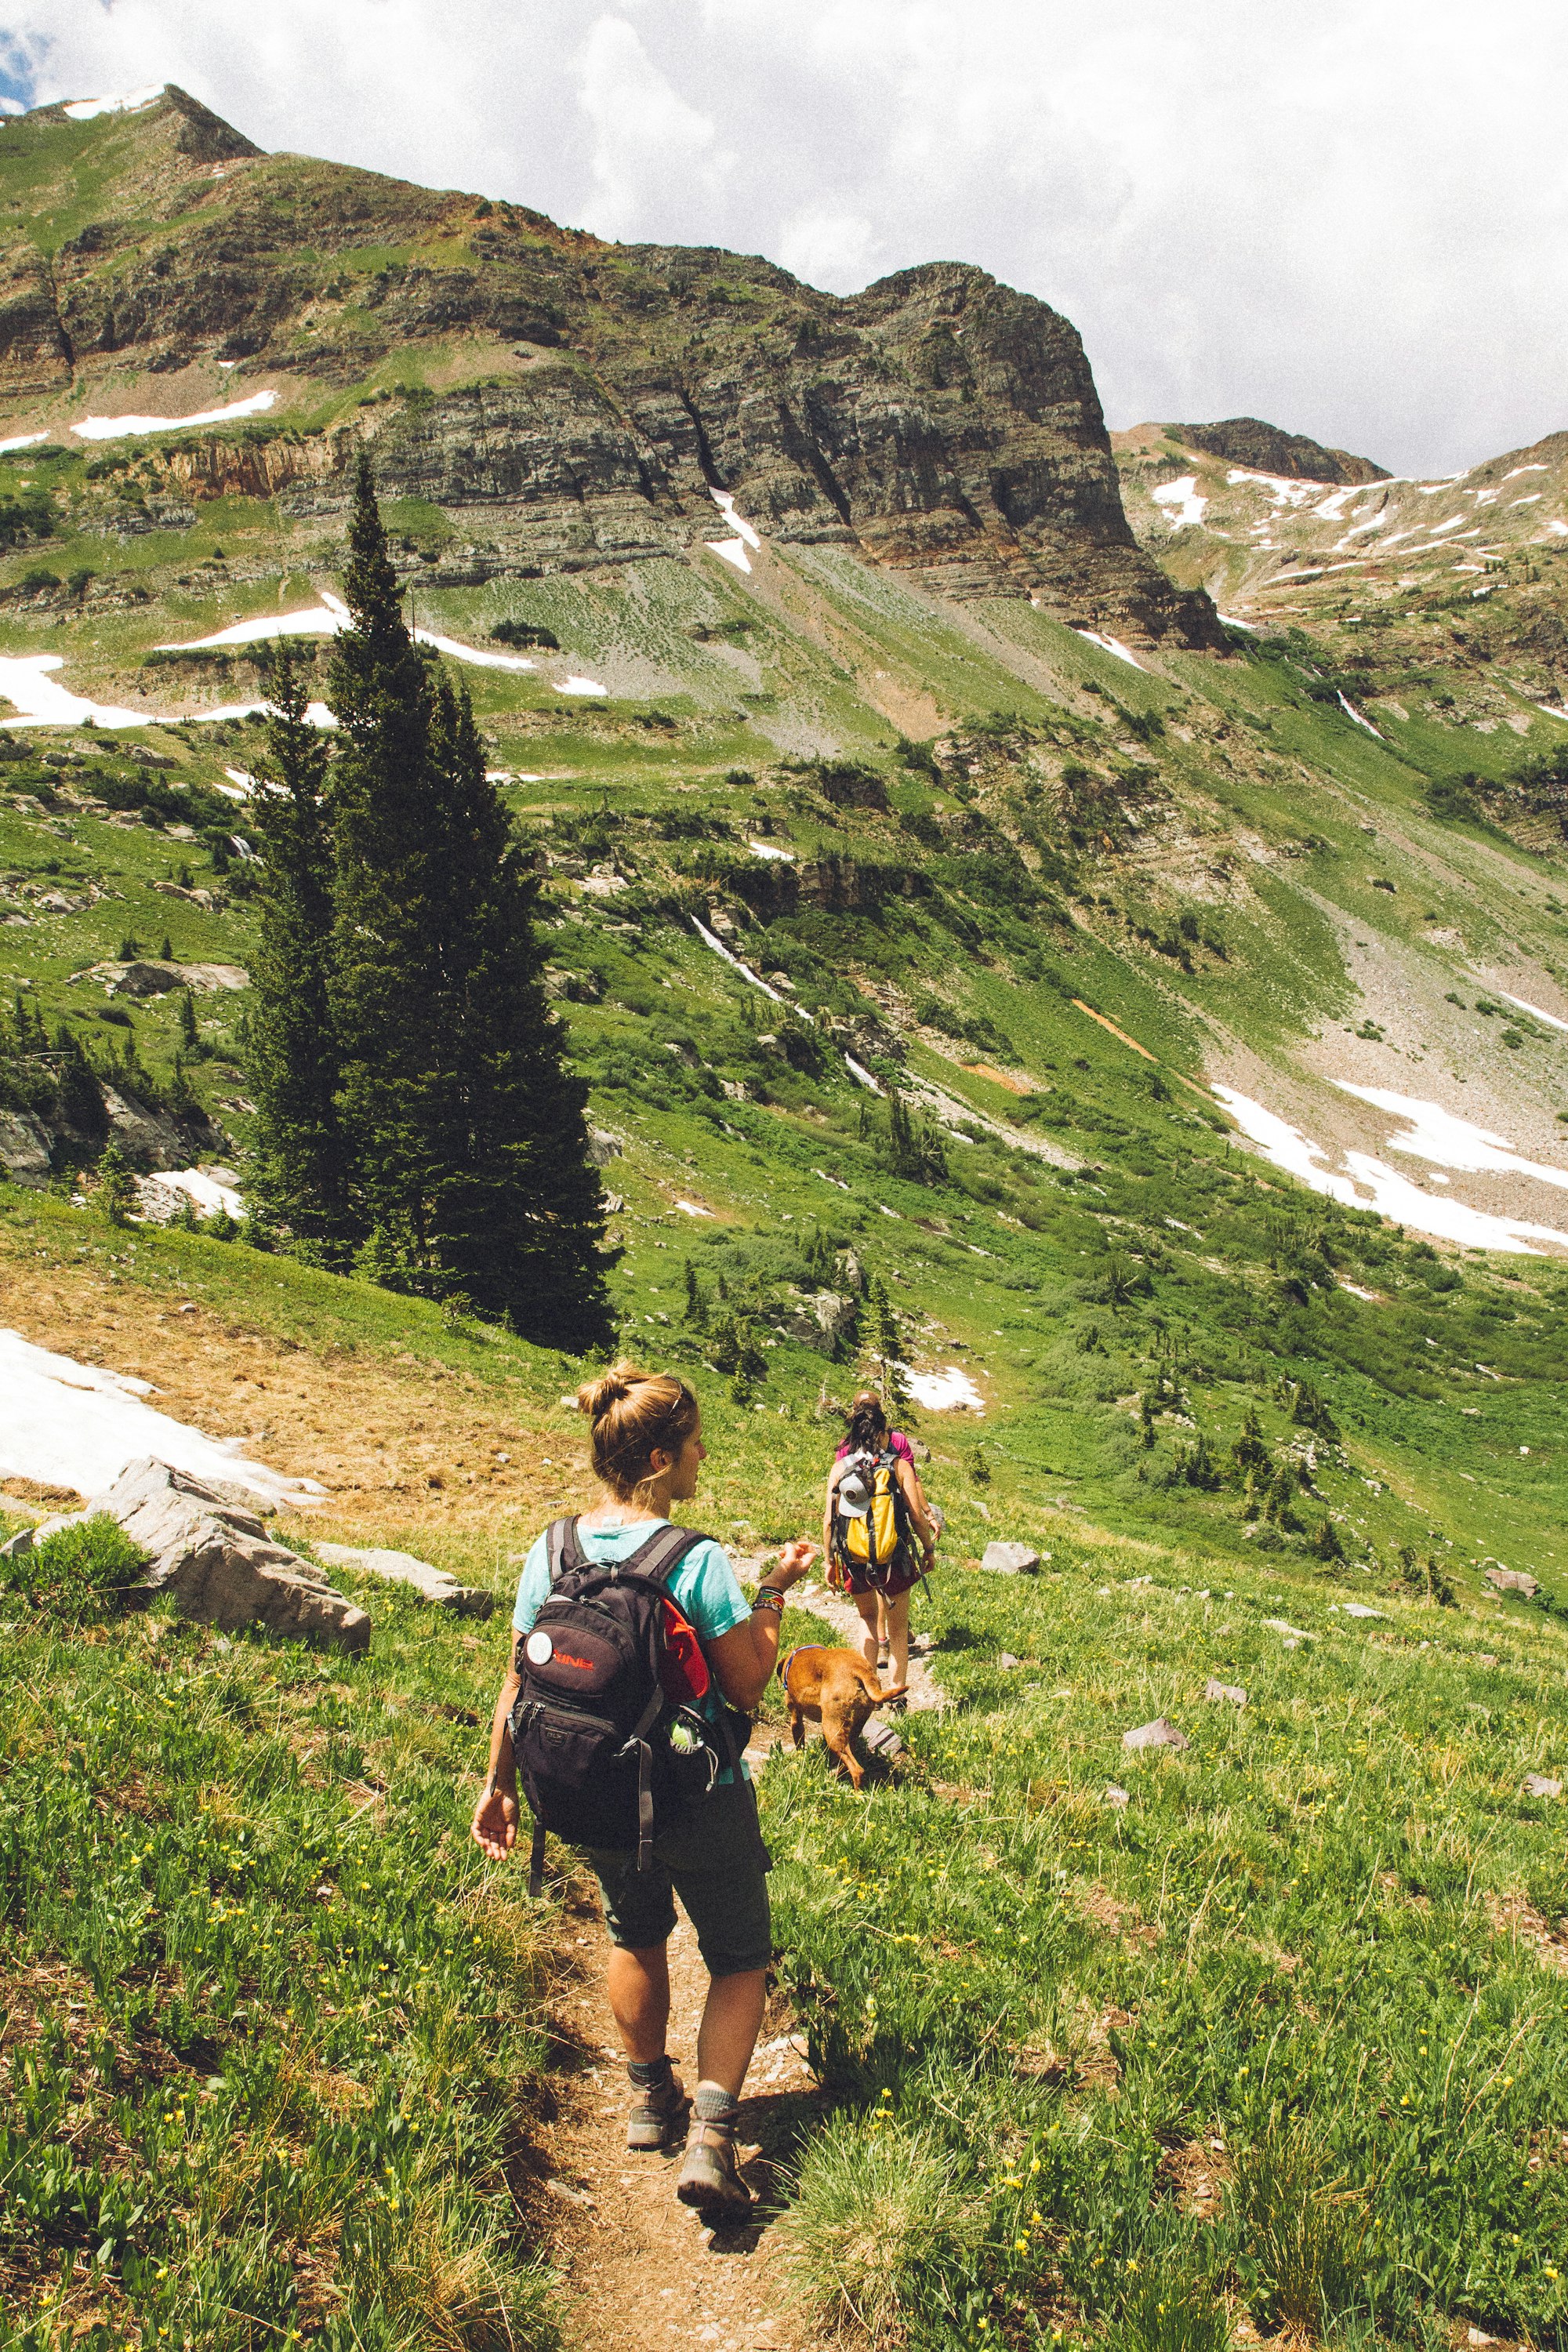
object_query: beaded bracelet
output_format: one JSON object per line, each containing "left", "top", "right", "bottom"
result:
{"left": 752, "top": 1587, "right": 787, "bottom": 1615}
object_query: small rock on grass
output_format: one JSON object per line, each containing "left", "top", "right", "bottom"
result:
{"left": 1123, "top": 1717, "right": 1189, "bottom": 1752}
{"left": 1523, "top": 1773, "right": 1563, "bottom": 1799}
{"left": 1334, "top": 1602, "right": 1385, "bottom": 1619}
{"left": 996, "top": 1652, "right": 1021, "bottom": 1670}
{"left": 1205, "top": 1679, "right": 1247, "bottom": 1706}
{"left": 1104, "top": 1784, "right": 1131, "bottom": 1809}
{"left": 981, "top": 1540, "right": 1040, "bottom": 1575}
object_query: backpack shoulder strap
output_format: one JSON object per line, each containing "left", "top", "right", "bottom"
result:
{"left": 546, "top": 1515, "right": 583, "bottom": 1584}
{"left": 621, "top": 1522, "right": 710, "bottom": 1591}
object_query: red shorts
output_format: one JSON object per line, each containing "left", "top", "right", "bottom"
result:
{"left": 833, "top": 1552, "right": 927, "bottom": 1601}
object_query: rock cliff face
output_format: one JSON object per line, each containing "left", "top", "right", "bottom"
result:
{"left": 0, "top": 87, "right": 1220, "bottom": 645}
{"left": 1171, "top": 416, "right": 1389, "bottom": 485}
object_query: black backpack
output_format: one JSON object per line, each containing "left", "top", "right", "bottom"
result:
{"left": 508, "top": 1516, "right": 750, "bottom": 1896}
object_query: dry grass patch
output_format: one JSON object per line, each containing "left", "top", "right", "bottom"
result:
{"left": 1485, "top": 1887, "right": 1568, "bottom": 1973}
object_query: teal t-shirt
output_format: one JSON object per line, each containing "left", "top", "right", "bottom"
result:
{"left": 512, "top": 1519, "right": 753, "bottom": 1783}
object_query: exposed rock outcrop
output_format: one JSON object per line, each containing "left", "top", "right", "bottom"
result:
{"left": 1170, "top": 416, "right": 1390, "bottom": 485}
{"left": 78, "top": 1457, "right": 369, "bottom": 1650}
{"left": 2, "top": 89, "right": 1220, "bottom": 647}
{"left": 314, "top": 1542, "right": 495, "bottom": 1616}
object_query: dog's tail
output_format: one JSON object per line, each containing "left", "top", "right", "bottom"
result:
{"left": 851, "top": 1660, "right": 909, "bottom": 1706}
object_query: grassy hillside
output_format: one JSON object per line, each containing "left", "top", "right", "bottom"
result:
{"left": 2, "top": 84, "right": 1568, "bottom": 2352}
{"left": 2, "top": 1190, "right": 1566, "bottom": 2350}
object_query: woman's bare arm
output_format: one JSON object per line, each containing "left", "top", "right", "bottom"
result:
{"left": 471, "top": 1659, "right": 523, "bottom": 1857}
{"left": 896, "top": 1456, "right": 936, "bottom": 1558}
{"left": 707, "top": 1541, "right": 815, "bottom": 1710}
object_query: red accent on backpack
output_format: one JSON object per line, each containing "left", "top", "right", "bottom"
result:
{"left": 658, "top": 1599, "right": 711, "bottom": 1704}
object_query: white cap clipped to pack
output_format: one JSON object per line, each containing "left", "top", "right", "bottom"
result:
{"left": 836, "top": 1457, "right": 872, "bottom": 1518}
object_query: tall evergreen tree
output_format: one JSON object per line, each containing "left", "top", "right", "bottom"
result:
{"left": 243, "top": 641, "right": 354, "bottom": 1262}
{"left": 325, "top": 454, "right": 613, "bottom": 1345}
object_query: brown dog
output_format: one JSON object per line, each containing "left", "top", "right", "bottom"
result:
{"left": 781, "top": 1645, "right": 908, "bottom": 1790}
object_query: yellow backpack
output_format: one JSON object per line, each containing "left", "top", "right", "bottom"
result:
{"left": 832, "top": 1447, "right": 913, "bottom": 1588}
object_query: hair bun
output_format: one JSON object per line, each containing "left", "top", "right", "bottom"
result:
{"left": 579, "top": 1359, "right": 638, "bottom": 1420}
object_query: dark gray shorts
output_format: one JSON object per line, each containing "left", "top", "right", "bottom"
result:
{"left": 580, "top": 1777, "right": 772, "bottom": 1977}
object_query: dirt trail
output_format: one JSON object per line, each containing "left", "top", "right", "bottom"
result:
{"left": 785, "top": 1576, "right": 948, "bottom": 1712}
{"left": 532, "top": 1610, "right": 942, "bottom": 2350}
{"left": 533, "top": 1830, "right": 819, "bottom": 2352}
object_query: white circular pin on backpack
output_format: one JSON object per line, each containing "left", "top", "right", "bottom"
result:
{"left": 524, "top": 1630, "right": 554, "bottom": 1664}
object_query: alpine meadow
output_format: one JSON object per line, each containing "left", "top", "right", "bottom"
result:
{"left": 0, "top": 76, "right": 1566, "bottom": 2352}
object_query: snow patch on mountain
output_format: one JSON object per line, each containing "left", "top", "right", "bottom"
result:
{"left": 1337, "top": 691, "right": 1382, "bottom": 736}
{"left": 904, "top": 1365, "right": 985, "bottom": 1412}
{"left": 1075, "top": 630, "right": 1146, "bottom": 671}
{"left": 1152, "top": 476, "right": 1207, "bottom": 529}
{"left": 161, "top": 600, "right": 537, "bottom": 672}
{"left": 0, "top": 653, "right": 158, "bottom": 730}
{"left": 1500, "top": 991, "right": 1568, "bottom": 1033}
{"left": 62, "top": 84, "right": 165, "bottom": 122}
{"left": 705, "top": 486, "right": 762, "bottom": 574}
{"left": 71, "top": 391, "right": 278, "bottom": 441}
{"left": 0, "top": 1327, "right": 321, "bottom": 1505}
{"left": 1215, "top": 1083, "right": 1568, "bottom": 1254}
{"left": 710, "top": 489, "right": 761, "bottom": 550}
{"left": 1226, "top": 469, "right": 1325, "bottom": 506}
{"left": 1335, "top": 1083, "right": 1568, "bottom": 1191}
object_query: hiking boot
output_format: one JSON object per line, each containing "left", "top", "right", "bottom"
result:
{"left": 626, "top": 2059, "right": 688, "bottom": 2152}
{"left": 677, "top": 2092, "right": 752, "bottom": 2216}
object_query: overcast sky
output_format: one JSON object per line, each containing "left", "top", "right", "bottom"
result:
{"left": 5, "top": 1, "right": 1565, "bottom": 477}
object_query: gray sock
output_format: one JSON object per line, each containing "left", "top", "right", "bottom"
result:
{"left": 629, "top": 2056, "right": 673, "bottom": 2089}
{"left": 694, "top": 2084, "right": 739, "bottom": 2125}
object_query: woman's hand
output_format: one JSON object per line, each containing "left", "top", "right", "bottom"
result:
{"left": 470, "top": 1783, "right": 518, "bottom": 1860}
{"left": 773, "top": 1540, "right": 817, "bottom": 1584}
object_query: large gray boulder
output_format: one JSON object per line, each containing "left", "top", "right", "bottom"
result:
{"left": 315, "top": 1542, "right": 495, "bottom": 1617}
{"left": 981, "top": 1541, "right": 1040, "bottom": 1576}
{"left": 1485, "top": 1566, "right": 1540, "bottom": 1597}
{"left": 93, "top": 1458, "right": 369, "bottom": 1652}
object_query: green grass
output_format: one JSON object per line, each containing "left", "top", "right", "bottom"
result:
{"left": 0, "top": 1580, "right": 559, "bottom": 2352}
{"left": 760, "top": 1561, "right": 1568, "bottom": 2347}
{"left": 4, "top": 198, "right": 1568, "bottom": 2342}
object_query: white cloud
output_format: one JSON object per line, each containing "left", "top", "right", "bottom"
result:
{"left": 775, "top": 205, "right": 879, "bottom": 292}
{"left": 575, "top": 14, "right": 730, "bottom": 241}
{"left": 6, "top": 0, "right": 1568, "bottom": 475}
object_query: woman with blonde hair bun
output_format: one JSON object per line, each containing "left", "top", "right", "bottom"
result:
{"left": 472, "top": 1361, "right": 814, "bottom": 2220}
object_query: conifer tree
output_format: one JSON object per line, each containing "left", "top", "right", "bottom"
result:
{"left": 95, "top": 1138, "right": 136, "bottom": 1226}
{"left": 416, "top": 670, "right": 614, "bottom": 1341}
{"left": 325, "top": 454, "right": 612, "bottom": 1345}
{"left": 864, "top": 1274, "right": 913, "bottom": 1418}
{"left": 244, "top": 641, "right": 354, "bottom": 1263}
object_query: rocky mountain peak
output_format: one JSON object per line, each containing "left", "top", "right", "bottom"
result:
{"left": 0, "top": 95, "right": 1218, "bottom": 644}
{"left": 1169, "top": 415, "right": 1390, "bottom": 484}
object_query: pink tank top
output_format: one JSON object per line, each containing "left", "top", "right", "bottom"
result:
{"left": 834, "top": 1430, "right": 914, "bottom": 1463}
